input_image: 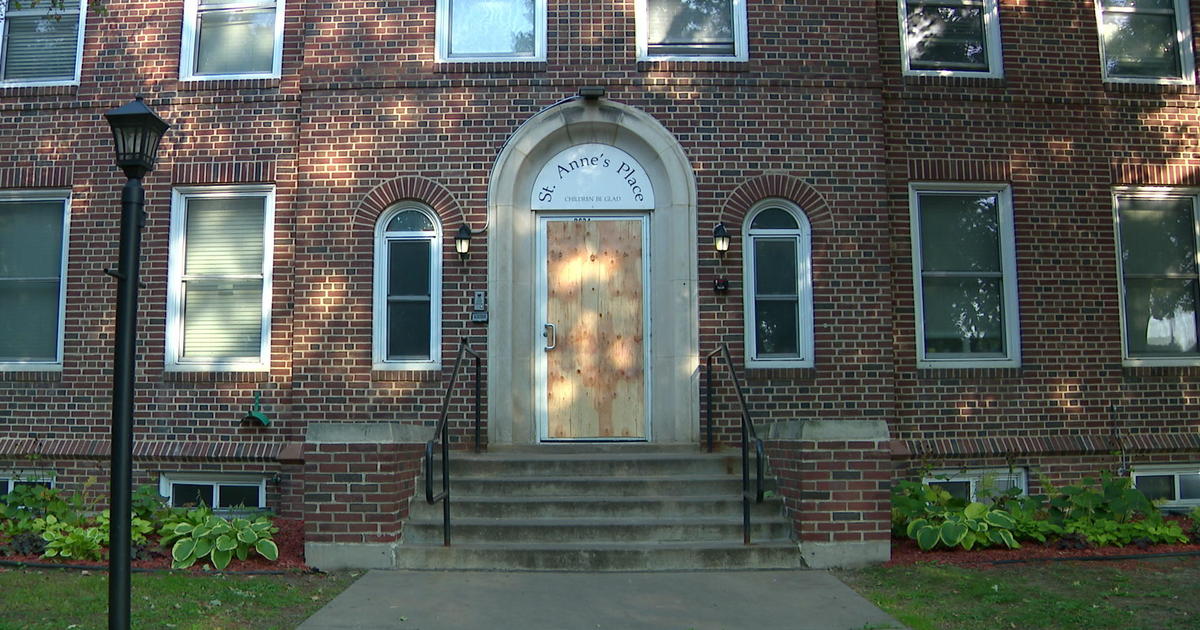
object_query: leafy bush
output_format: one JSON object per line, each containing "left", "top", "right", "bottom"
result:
{"left": 159, "top": 506, "right": 279, "bottom": 570}
{"left": 1187, "top": 507, "right": 1200, "bottom": 543}
{"left": 36, "top": 514, "right": 106, "bottom": 561}
{"left": 0, "top": 485, "right": 85, "bottom": 535}
{"left": 891, "top": 480, "right": 1020, "bottom": 551}
{"left": 131, "top": 484, "right": 178, "bottom": 530}
{"left": 0, "top": 531, "right": 45, "bottom": 557}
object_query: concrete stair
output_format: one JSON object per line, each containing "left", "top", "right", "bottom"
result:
{"left": 396, "top": 445, "right": 803, "bottom": 571}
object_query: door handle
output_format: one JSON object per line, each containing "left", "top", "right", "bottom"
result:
{"left": 543, "top": 323, "right": 557, "bottom": 351}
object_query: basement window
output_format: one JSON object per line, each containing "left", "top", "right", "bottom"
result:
{"left": 0, "top": 471, "right": 54, "bottom": 494}
{"left": 159, "top": 473, "right": 267, "bottom": 511}
{"left": 924, "top": 468, "right": 1026, "bottom": 502}
{"left": 1132, "top": 466, "right": 1200, "bottom": 509}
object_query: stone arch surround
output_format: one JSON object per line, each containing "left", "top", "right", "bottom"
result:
{"left": 486, "top": 97, "right": 699, "bottom": 445}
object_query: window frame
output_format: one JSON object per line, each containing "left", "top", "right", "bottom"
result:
{"left": 0, "top": 189, "right": 70, "bottom": 371}
{"left": 742, "top": 200, "right": 814, "bottom": 369}
{"left": 158, "top": 472, "right": 267, "bottom": 511}
{"left": 898, "top": 0, "right": 1004, "bottom": 78}
{"left": 1131, "top": 465, "right": 1200, "bottom": 509}
{"left": 923, "top": 467, "right": 1028, "bottom": 502}
{"left": 372, "top": 203, "right": 442, "bottom": 371}
{"left": 635, "top": 0, "right": 749, "bottom": 62}
{"left": 0, "top": 470, "right": 55, "bottom": 494}
{"left": 0, "top": 0, "right": 86, "bottom": 87}
{"left": 434, "top": 0, "right": 547, "bottom": 63}
{"left": 1094, "top": 0, "right": 1196, "bottom": 85}
{"left": 1113, "top": 187, "right": 1200, "bottom": 366}
{"left": 166, "top": 185, "right": 275, "bottom": 372}
{"left": 180, "top": 0, "right": 285, "bottom": 81}
{"left": 909, "top": 182, "right": 1021, "bottom": 369}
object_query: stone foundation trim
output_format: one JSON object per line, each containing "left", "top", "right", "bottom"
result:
{"left": 801, "top": 540, "right": 890, "bottom": 569}
{"left": 305, "top": 422, "right": 428, "bottom": 445}
{"left": 304, "top": 542, "right": 396, "bottom": 571}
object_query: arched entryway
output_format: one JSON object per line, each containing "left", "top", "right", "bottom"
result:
{"left": 486, "top": 97, "right": 699, "bottom": 445}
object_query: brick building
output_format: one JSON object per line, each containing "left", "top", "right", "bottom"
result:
{"left": 0, "top": 0, "right": 1197, "bottom": 568}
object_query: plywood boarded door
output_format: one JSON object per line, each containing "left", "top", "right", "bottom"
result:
{"left": 542, "top": 217, "right": 646, "bottom": 439}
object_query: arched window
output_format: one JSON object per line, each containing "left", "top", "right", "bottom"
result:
{"left": 742, "top": 200, "right": 813, "bottom": 367}
{"left": 373, "top": 203, "right": 441, "bottom": 369}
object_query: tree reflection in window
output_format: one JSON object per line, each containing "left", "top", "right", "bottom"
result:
{"left": 904, "top": 0, "right": 989, "bottom": 71}
{"left": 448, "top": 0, "right": 536, "bottom": 57}
{"left": 1118, "top": 194, "right": 1200, "bottom": 356}
{"left": 916, "top": 191, "right": 1010, "bottom": 358}
{"left": 1098, "top": 0, "right": 1185, "bottom": 80}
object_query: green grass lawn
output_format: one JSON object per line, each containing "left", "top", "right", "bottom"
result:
{"left": 0, "top": 566, "right": 359, "bottom": 630}
{"left": 838, "top": 557, "right": 1200, "bottom": 630}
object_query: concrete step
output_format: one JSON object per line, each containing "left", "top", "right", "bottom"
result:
{"left": 403, "top": 516, "right": 792, "bottom": 544}
{"left": 433, "top": 451, "right": 757, "bottom": 477}
{"left": 392, "top": 541, "right": 804, "bottom": 571}
{"left": 408, "top": 495, "right": 784, "bottom": 519}
{"left": 435, "top": 474, "right": 749, "bottom": 497}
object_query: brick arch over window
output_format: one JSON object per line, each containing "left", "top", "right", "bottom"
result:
{"left": 719, "top": 174, "right": 832, "bottom": 231}
{"left": 352, "top": 176, "right": 465, "bottom": 234}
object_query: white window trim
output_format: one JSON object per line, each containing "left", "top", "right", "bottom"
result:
{"left": 1131, "top": 464, "right": 1200, "bottom": 509}
{"left": 898, "top": 0, "right": 1004, "bottom": 78}
{"left": 0, "top": 0, "right": 86, "bottom": 87}
{"left": 158, "top": 472, "right": 267, "bottom": 510}
{"left": 434, "top": 0, "right": 547, "bottom": 63}
{"left": 1113, "top": 186, "right": 1200, "bottom": 366}
{"left": 180, "top": 0, "right": 285, "bottom": 81}
{"left": 910, "top": 182, "right": 1021, "bottom": 369}
{"left": 0, "top": 470, "right": 56, "bottom": 493}
{"left": 0, "top": 189, "right": 70, "bottom": 372}
{"left": 166, "top": 185, "right": 274, "bottom": 372}
{"left": 372, "top": 203, "right": 442, "bottom": 371}
{"left": 635, "top": 0, "right": 748, "bottom": 62}
{"left": 742, "top": 200, "right": 814, "bottom": 368}
{"left": 924, "top": 467, "right": 1027, "bottom": 502}
{"left": 1094, "top": 0, "right": 1196, "bottom": 85}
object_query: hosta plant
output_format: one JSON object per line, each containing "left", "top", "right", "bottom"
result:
{"left": 159, "top": 507, "right": 279, "bottom": 570}
{"left": 905, "top": 501, "right": 1020, "bottom": 551}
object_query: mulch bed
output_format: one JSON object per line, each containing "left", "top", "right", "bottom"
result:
{"left": 0, "top": 518, "right": 308, "bottom": 573}
{"left": 888, "top": 535, "right": 1200, "bottom": 568}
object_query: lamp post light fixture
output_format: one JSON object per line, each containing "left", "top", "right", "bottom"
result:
{"left": 455, "top": 224, "right": 472, "bottom": 259}
{"left": 103, "top": 96, "right": 169, "bottom": 630}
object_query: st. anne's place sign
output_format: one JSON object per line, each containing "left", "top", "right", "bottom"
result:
{"left": 531, "top": 143, "right": 656, "bottom": 210}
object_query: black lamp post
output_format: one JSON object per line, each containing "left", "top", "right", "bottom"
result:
{"left": 103, "top": 96, "right": 169, "bottom": 630}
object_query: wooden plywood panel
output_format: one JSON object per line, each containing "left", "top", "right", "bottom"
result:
{"left": 545, "top": 218, "right": 645, "bottom": 439}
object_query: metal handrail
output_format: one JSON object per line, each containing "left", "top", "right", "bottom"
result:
{"left": 703, "top": 344, "right": 765, "bottom": 545}
{"left": 424, "top": 338, "right": 483, "bottom": 546}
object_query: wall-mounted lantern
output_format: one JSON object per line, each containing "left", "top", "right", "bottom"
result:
{"left": 455, "top": 224, "right": 472, "bottom": 259}
{"left": 712, "top": 222, "right": 730, "bottom": 292}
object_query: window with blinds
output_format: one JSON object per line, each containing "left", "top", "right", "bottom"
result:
{"left": 181, "top": 0, "right": 283, "bottom": 79}
{"left": 639, "top": 0, "right": 747, "bottom": 61}
{"left": 0, "top": 0, "right": 84, "bottom": 85}
{"left": 0, "top": 193, "right": 69, "bottom": 368}
{"left": 168, "top": 188, "right": 273, "bottom": 370}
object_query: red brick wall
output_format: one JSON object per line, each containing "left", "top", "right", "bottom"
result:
{"left": 302, "top": 441, "right": 422, "bottom": 544}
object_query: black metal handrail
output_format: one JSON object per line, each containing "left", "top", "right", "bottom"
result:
{"left": 703, "top": 344, "right": 765, "bottom": 545}
{"left": 424, "top": 338, "right": 483, "bottom": 546}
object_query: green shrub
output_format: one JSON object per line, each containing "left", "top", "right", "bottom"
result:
{"left": 159, "top": 506, "right": 279, "bottom": 570}
{"left": 0, "top": 485, "right": 85, "bottom": 535}
{"left": 36, "top": 515, "right": 105, "bottom": 561}
{"left": 891, "top": 480, "right": 1020, "bottom": 551}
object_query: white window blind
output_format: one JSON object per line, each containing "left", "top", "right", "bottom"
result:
{"left": 1, "top": 0, "right": 82, "bottom": 83}
{"left": 177, "top": 194, "right": 269, "bottom": 364}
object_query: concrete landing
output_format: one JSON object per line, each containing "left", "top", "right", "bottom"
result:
{"left": 298, "top": 569, "right": 906, "bottom": 630}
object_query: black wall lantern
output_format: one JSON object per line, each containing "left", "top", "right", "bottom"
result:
{"left": 103, "top": 96, "right": 169, "bottom": 630}
{"left": 712, "top": 222, "right": 731, "bottom": 292}
{"left": 455, "top": 224, "right": 472, "bottom": 259}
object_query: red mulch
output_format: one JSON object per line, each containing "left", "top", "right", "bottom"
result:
{"left": 0, "top": 519, "right": 308, "bottom": 573}
{"left": 888, "top": 535, "right": 1200, "bottom": 569}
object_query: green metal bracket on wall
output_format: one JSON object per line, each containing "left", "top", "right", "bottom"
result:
{"left": 242, "top": 392, "right": 270, "bottom": 426}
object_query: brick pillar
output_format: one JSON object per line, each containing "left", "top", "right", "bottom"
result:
{"left": 303, "top": 423, "right": 425, "bottom": 570}
{"left": 764, "top": 419, "right": 892, "bottom": 569}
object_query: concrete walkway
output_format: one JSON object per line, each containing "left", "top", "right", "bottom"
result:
{"left": 297, "top": 569, "right": 906, "bottom": 630}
